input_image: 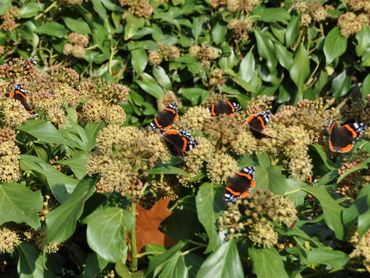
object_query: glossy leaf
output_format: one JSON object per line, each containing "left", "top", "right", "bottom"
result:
{"left": 83, "top": 207, "right": 134, "bottom": 262}
{"left": 289, "top": 44, "right": 310, "bottom": 100}
{"left": 239, "top": 51, "right": 255, "bottom": 83}
{"left": 249, "top": 247, "right": 288, "bottom": 278}
{"left": 332, "top": 70, "right": 351, "bottom": 99}
{"left": 63, "top": 17, "right": 92, "bottom": 34}
{"left": 46, "top": 177, "right": 96, "bottom": 243}
{"left": 302, "top": 185, "right": 344, "bottom": 239}
{"left": 306, "top": 247, "right": 349, "bottom": 268}
{"left": 285, "top": 15, "right": 300, "bottom": 47}
{"left": 35, "top": 22, "right": 69, "bottom": 38}
{"left": 17, "top": 243, "right": 53, "bottom": 278}
{"left": 0, "top": 183, "right": 42, "bottom": 229}
{"left": 252, "top": 7, "right": 290, "bottom": 23}
{"left": 196, "top": 240, "right": 243, "bottom": 278}
{"left": 56, "top": 151, "right": 89, "bottom": 179}
{"left": 20, "top": 155, "right": 79, "bottom": 203}
{"left": 131, "top": 47, "right": 147, "bottom": 75}
{"left": 324, "top": 27, "right": 347, "bottom": 64}
{"left": 196, "top": 183, "right": 223, "bottom": 253}
{"left": 136, "top": 73, "right": 165, "bottom": 99}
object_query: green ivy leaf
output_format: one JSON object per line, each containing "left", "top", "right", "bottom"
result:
{"left": 136, "top": 73, "right": 165, "bottom": 99}
{"left": 179, "top": 87, "right": 210, "bottom": 105}
{"left": 196, "top": 240, "right": 243, "bottom": 278}
{"left": 285, "top": 16, "right": 300, "bottom": 47}
{"left": 146, "top": 242, "right": 186, "bottom": 276}
{"left": 289, "top": 44, "right": 310, "bottom": 102}
{"left": 20, "top": 155, "right": 79, "bottom": 203}
{"left": 249, "top": 247, "right": 289, "bottom": 278}
{"left": 306, "top": 247, "right": 349, "bottom": 268}
{"left": 239, "top": 51, "right": 255, "bottom": 83}
{"left": 83, "top": 207, "right": 134, "bottom": 262}
{"left": 63, "top": 17, "right": 92, "bottom": 34}
{"left": 17, "top": 243, "right": 54, "bottom": 278}
{"left": 124, "top": 15, "right": 145, "bottom": 40}
{"left": 302, "top": 185, "right": 344, "bottom": 239}
{"left": 153, "top": 66, "right": 172, "bottom": 90}
{"left": 46, "top": 177, "right": 96, "bottom": 243}
{"left": 252, "top": 7, "right": 290, "bottom": 23}
{"left": 57, "top": 151, "right": 89, "bottom": 180}
{"left": 196, "top": 183, "right": 223, "bottom": 253}
{"left": 332, "top": 70, "right": 351, "bottom": 99}
{"left": 18, "top": 2, "right": 43, "bottom": 18}
{"left": 131, "top": 47, "right": 147, "bottom": 75}
{"left": 212, "top": 23, "right": 227, "bottom": 45}
{"left": 254, "top": 30, "right": 277, "bottom": 71}
{"left": 154, "top": 252, "right": 188, "bottom": 278}
{"left": 35, "top": 22, "right": 69, "bottom": 38}
{"left": 361, "top": 74, "right": 370, "bottom": 99}
{"left": 324, "top": 27, "right": 347, "bottom": 64}
{"left": 18, "top": 120, "right": 77, "bottom": 147}
{"left": 0, "top": 183, "right": 42, "bottom": 229}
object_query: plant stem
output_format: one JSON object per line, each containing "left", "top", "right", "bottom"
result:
{"left": 35, "top": 1, "right": 58, "bottom": 20}
{"left": 130, "top": 202, "right": 138, "bottom": 272}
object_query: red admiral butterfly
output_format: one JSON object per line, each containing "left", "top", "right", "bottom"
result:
{"left": 162, "top": 129, "right": 197, "bottom": 156}
{"left": 328, "top": 122, "right": 366, "bottom": 153}
{"left": 150, "top": 103, "right": 179, "bottom": 131}
{"left": 209, "top": 100, "right": 241, "bottom": 117}
{"left": 225, "top": 166, "right": 256, "bottom": 202}
{"left": 246, "top": 111, "right": 271, "bottom": 138}
{"left": 6, "top": 84, "right": 37, "bottom": 116}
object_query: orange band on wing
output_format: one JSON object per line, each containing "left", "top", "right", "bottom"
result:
{"left": 164, "top": 108, "right": 176, "bottom": 114}
{"left": 165, "top": 130, "right": 179, "bottom": 135}
{"left": 343, "top": 124, "right": 358, "bottom": 139}
{"left": 237, "top": 172, "right": 252, "bottom": 180}
{"left": 226, "top": 101, "right": 235, "bottom": 113}
{"left": 210, "top": 105, "right": 216, "bottom": 116}
{"left": 257, "top": 116, "right": 266, "bottom": 129}
{"left": 225, "top": 186, "right": 241, "bottom": 196}
{"left": 153, "top": 118, "right": 163, "bottom": 129}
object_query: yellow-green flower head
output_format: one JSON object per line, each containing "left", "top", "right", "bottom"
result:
{"left": 227, "top": 18, "right": 253, "bottom": 41}
{"left": 184, "top": 136, "right": 215, "bottom": 175}
{"left": 206, "top": 152, "right": 239, "bottom": 184}
{"left": 80, "top": 99, "right": 126, "bottom": 125}
{"left": 49, "top": 66, "right": 80, "bottom": 86}
{"left": 247, "top": 219, "right": 278, "bottom": 248}
{"left": 0, "top": 141, "right": 21, "bottom": 182}
{"left": 0, "top": 227, "right": 21, "bottom": 253}
{"left": 267, "top": 195, "right": 297, "bottom": 227}
{"left": 176, "top": 106, "right": 211, "bottom": 132}
{"left": 350, "top": 229, "right": 370, "bottom": 267}
{"left": 34, "top": 229, "right": 61, "bottom": 253}
{"left": 227, "top": 0, "right": 261, "bottom": 13}
{"left": 45, "top": 106, "right": 68, "bottom": 127}
{"left": 0, "top": 57, "right": 37, "bottom": 82}
{"left": 230, "top": 129, "right": 257, "bottom": 155}
{"left": 0, "top": 127, "right": 16, "bottom": 143}
{"left": 0, "top": 98, "right": 30, "bottom": 128}
{"left": 157, "top": 90, "right": 181, "bottom": 111}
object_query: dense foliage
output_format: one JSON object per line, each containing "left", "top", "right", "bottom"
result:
{"left": 0, "top": 0, "right": 370, "bottom": 277}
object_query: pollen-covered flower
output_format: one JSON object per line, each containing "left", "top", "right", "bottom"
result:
{"left": 203, "top": 114, "right": 243, "bottom": 149}
{"left": 68, "top": 32, "right": 89, "bottom": 47}
{"left": 248, "top": 220, "right": 278, "bottom": 248}
{"left": 338, "top": 12, "right": 367, "bottom": 37}
{"left": 88, "top": 125, "right": 170, "bottom": 199}
{"left": 230, "top": 129, "right": 257, "bottom": 155}
{"left": 157, "top": 90, "right": 181, "bottom": 111}
{"left": 80, "top": 99, "right": 126, "bottom": 125}
{"left": 188, "top": 45, "right": 221, "bottom": 68}
{"left": 0, "top": 7, "right": 18, "bottom": 31}
{"left": 0, "top": 128, "right": 16, "bottom": 143}
{"left": 0, "top": 227, "right": 21, "bottom": 253}
{"left": 350, "top": 229, "right": 370, "bottom": 269}
{"left": 0, "top": 141, "right": 21, "bottom": 182}
{"left": 119, "top": 0, "right": 153, "bottom": 18}
{"left": 176, "top": 106, "right": 211, "bottom": 132}
{"left": 206, "top": 152, "right": 239, "bottom": 184}
{"left": 209, "top": 68, "right": 226, "bottom": 87}
{"left": 218, "top": 189, "right": 297, "bottom": 247}
{"left": 0, "top": 57, "right": 38, "bottom": 81}
{"left": 228, "top": 18, "right": 253, "bottom": 41}
{"left": 148, "top": 51, "right": 163, "bottom": 66}
{"left": 0, "top": 98, "right": 30, "bottom": 128}
{"left": 227, "top": 0, "right": 261, "bottom": 13}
